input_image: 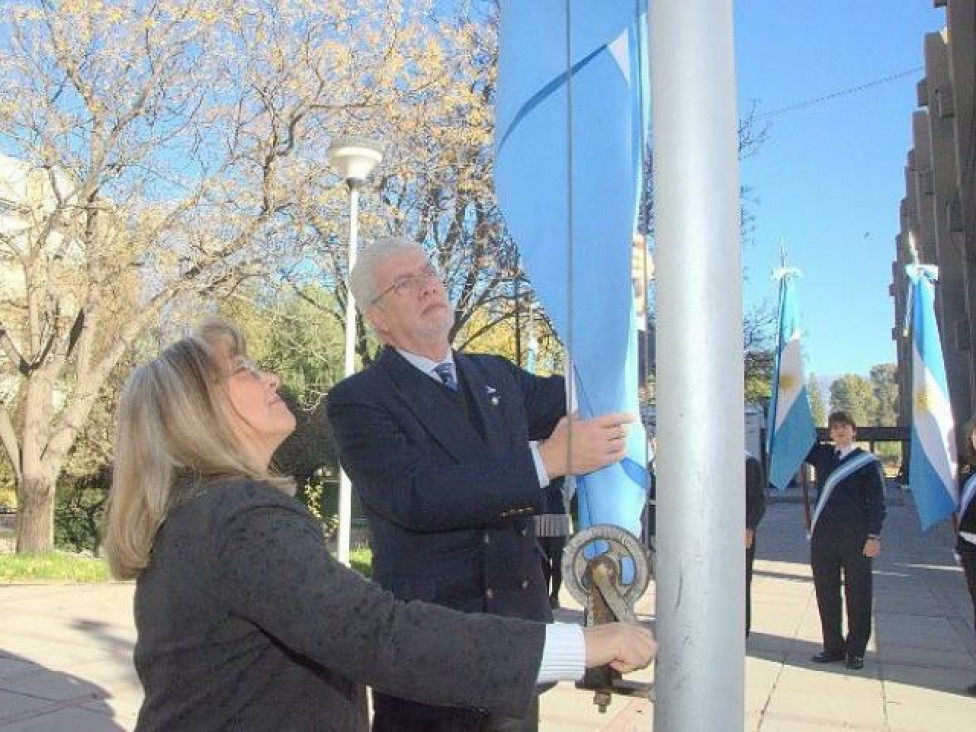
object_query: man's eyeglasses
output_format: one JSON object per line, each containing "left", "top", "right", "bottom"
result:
{"left": 371, "top": 264, "right": 440, "bottom": 305}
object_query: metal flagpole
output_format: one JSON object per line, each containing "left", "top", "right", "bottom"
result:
{"left": 651, "top": 0, "right": 745, "bottom": 728}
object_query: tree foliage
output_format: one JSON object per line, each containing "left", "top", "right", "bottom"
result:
{"left": 868, "top": 363, "right": 898, "bottom": 427}
{"left": 807, "top": 373, "right": 827, "bottom": 427}
{"left": 0, "top": 0, "right": 489, "bottom": 551}
{"left": 829, "top": 373, "right": 878, "bottom": 427}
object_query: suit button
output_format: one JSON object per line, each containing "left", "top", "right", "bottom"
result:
{"left": 484, "top": 534, "right": 491, "bottom": 545}
{"left": 520, "top": 579, "right": 529, "bottom": 589}
{"left": 485, "top": 588, "right": 494, "bottom": 599}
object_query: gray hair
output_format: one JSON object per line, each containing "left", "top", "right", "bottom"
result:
{"left": 350, "top": 236, "right": 424, "bottom": 310}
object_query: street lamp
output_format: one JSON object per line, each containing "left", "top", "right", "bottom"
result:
{"left": 328, "top": 136, "right": 383, "bottom": 566}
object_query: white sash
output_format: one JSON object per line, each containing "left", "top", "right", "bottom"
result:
{"left": 961, "top": 472, "right": 976, "bottom": 519}
{"left": 810, "top": 452, "right": 880, "bottom": 536}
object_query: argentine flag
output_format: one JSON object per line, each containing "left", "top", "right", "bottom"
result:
{"left": 906, "top": 264, "right": 958, "bottom": 530}
{"left": 495, "top": 1, "right": 649, "bottom": 539}
{"left": 767, "top": 268, "right": 816, "bottom": 492}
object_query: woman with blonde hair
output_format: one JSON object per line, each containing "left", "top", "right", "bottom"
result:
{"left": 102, "top": 318, "right": 655, "bottom": 731}
{"left": 956, "top": 416, "right": 976, "bottom": 696}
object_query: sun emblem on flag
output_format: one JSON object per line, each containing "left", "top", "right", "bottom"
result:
{"left": 914, "top": 387, "right": 929, "bottom": 413}
{"left": 778, "top": 373, "right": 798, "bottom": 393}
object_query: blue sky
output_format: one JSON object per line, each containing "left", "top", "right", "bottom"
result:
{"left": 734, "top": 0, "right": 945, "bottom": 378}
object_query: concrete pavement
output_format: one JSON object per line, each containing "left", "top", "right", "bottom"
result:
{"left": 1, "top": 498, "right": 973, "bottom": 730}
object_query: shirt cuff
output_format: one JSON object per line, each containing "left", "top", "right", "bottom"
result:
{"left": 530, "top": 441, "right": 550, "bottom": 489}
{"left": 536, "top": 623, "right": 585, "bottom": 684}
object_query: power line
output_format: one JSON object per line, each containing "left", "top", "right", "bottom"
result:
{"left": 754, "top": 67, "right": 924, "bottom": 120}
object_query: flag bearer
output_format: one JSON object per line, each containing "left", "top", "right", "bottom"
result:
{"left": 957, "top": 416, "right": 976, "bottom": 696}
{"left": 804, "top": 411, "right": 886, "bottom": 670}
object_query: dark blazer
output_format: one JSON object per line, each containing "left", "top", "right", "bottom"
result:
{"left": 745, "top": 454, "right": 766, "bottom": 531}
{"left": 133, "top": 479, "right": 543, "bottom": 732}
{"left": 805, "top": 443, "right": 886, "bottom": 536}
{"left": 327, "top": 347, "right": 565, "bottom": 620}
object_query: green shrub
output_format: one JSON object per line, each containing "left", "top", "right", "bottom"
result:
{"left": 54, "top": 471, "right": 110, "bottom": 554}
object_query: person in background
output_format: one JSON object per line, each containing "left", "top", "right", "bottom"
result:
{"left": 101, "top": 318, "right": 657, "bottom": 732}
{"left": 956, "top": 416, "right": 976, "bottom": 696}
{"left": 536, "top": 478, "right": 570, "bottom": 610}
{"left": 804, "top": 411, "right": 886, "bottom": 671}
{"left": 327, "top": 236, "right": 635, "bottom": 731}
{"left": 745, "top": 451, "right": 766, "bottom": 637}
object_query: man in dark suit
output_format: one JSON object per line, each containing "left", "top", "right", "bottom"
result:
{"left": 804, "top": 411, "right": 886, "bottom": 671}
{"left": 745, "top": 452, "right": 766, "bottom": 638}
{"left": 327, "top": 237, "right": 633, "bottom": 731}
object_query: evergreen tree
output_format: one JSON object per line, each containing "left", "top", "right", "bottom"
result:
{"left": 869, "top": 364, "right": 899, "bottom": 426}
{"left": 808, "top": 373, "right": 827, "bottom": 427}
{"left": 829, "top": 374, "right": 879, "bottom": 426}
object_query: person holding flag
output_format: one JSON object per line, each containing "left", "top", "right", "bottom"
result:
{"left": 804, "top": 411, "right": 887, "bottom": 670}
{"left": 956, "top": 416, "right": 976, "bottom": 696}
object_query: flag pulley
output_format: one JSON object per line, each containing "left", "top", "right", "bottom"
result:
{"left": 562, "top": 524, "right": 653, "bottom": 710}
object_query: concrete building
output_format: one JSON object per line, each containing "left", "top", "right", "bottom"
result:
{"left": 892, "top": 0, "right": 976, "bottom": 436}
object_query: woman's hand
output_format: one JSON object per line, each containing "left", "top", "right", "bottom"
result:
{"left": 582, "top": 622, "right": 657, "bottom": 674}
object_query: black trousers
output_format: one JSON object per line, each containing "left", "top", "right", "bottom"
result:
{"left": 538, "top": 535, "right": 565, "bottom": 600}
{"left": 746, "top": 537, "right": 757, "bottom": 637}
{"left": 811, "top": 527, "right": 873, "bottom": 657}
{"left": 961, "top": 547, "right": 976, "bottom": 635}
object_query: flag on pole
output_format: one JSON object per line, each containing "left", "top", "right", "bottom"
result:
{"left": 767, "top": 267, "right": 817, "bottom": 492}
{"left": 905, "top": 264, "right": 958, "bottom": 530}
{"left": 495, "top": 1, "right": 648, "bottom": 538}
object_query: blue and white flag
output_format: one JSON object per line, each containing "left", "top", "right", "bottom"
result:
{"left": 767, "top": 268, "right": 817, "bottom": 492}
{"left": 905, "top": 264, "right": 958, "bottom": 530}
{"left": 495, "top": 1, "right": 648, "bottom": 539}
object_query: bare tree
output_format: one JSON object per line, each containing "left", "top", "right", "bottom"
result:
{"left": 0, "top": 0, "right": 440, "bottom": 552}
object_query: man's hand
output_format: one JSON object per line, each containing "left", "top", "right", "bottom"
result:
{"left": 863, "top": 537, "right": 881, "bottom": 558}
{"left": 582, "top": 622, "right": 657, "bottom": 674}
{"left": 538, "top": 413, "right": 635, "bottom": 479}
{"left": 745, "top": 528, "right": 755, "bottom": 549}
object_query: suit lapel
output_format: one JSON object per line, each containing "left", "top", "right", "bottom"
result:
{"left": 454, "top": 353, "right": 506, "bottom": 453}
{"left": 378, "top": 347, "right": 487, "bottom": 462}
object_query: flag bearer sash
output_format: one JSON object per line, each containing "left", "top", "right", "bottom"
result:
{"left": 962, "top": 472, "right": 976, "bottom": 520}
{"left": 810, "top": 452, "right": 882, "bottom": 536}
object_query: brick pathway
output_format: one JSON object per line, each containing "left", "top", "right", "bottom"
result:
{"left": 1, "top": 498, "right": 973, "bottom": 730}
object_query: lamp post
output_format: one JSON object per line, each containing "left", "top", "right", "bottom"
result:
{"left": 327, "top": 136, "right": 383, "bottom": 566}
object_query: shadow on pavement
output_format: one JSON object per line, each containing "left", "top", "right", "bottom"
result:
{"left": 0, "top": 649, "right": 124, "bottom": 730}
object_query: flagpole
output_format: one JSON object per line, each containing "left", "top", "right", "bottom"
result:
{"left": 652, "top": 0, "right": 745, "bottom": 728}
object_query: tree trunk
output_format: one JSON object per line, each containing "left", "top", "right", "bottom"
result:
{"left": 16, "top": 474, "right": 56, "bottom": 553}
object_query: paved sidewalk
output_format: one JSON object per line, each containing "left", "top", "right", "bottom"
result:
{"left": 1, "top": 499, "right": 973, "bottom": 730}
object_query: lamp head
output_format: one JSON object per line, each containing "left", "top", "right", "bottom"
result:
{"left": 327, "top": 136, "right": 384, "bottom": 184}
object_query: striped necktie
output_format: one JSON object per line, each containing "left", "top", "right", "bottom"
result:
{"left": 434, "top": 362, "right": 458, "bottom": 391}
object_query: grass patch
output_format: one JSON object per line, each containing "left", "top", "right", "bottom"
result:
{"left": 0, "top": 551, "right": 112, "bottom": 583}
{"left": 349, "top": 547, "right": 372, "bottom": 578}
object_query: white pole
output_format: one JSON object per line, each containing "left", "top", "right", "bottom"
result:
{"left": 337, "top": 182, "right": 360, "bottom": 566}
{"left": 652, "top": 0, "right": 745, "bottom": 729}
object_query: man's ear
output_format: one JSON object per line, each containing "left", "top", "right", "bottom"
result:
{"left": 365, "top": 307, "right": 389, "bottom": 337}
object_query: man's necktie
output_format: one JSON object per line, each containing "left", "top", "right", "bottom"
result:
{"left": 434, "top": 362, "right": 458, "bottom": 391}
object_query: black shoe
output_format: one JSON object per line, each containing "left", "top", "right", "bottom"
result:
{"left": 811, "top": 651, "right": 845, "bottom": 664}
{"left": 965, "top": 682, "right": 976, "bottom": 696}
{"left": 845, "top": 655, "right": 864, "bottom": 670}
